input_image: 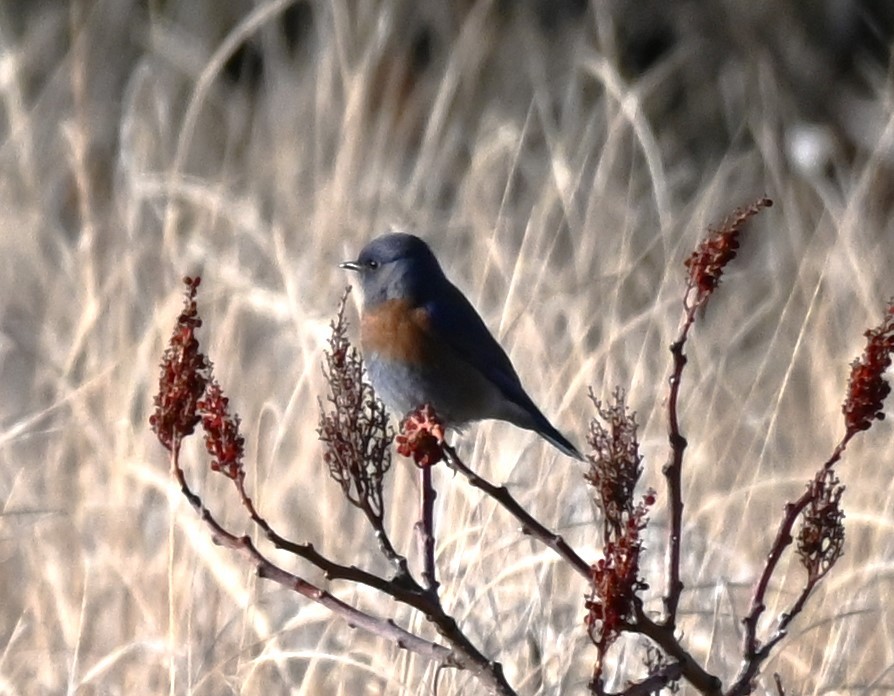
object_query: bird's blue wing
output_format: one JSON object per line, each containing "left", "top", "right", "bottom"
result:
{"left": 422, "top": 280, "right": 583, "bottom": 460}
{"left": 422, "top": 281, "right": 528, "bottom": 402}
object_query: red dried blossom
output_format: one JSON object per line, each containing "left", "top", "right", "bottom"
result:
{"left": 585, "top": 491, "right": 654, "bottom": 678}
{"left": 149, "top": 276, "right": 210, "bottom": 451}
{"left": 843, "top": 301, "right": 894, "bottom": 434}
{"left": 684, "top": 197, "right": 772, "bottom": 310}
{"left": 199, "top": 379, "right": 245, "bottom": 480}
{"left": 396, "top": 405, "right": 446, "bottom": 468}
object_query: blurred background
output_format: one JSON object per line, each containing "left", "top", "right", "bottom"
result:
{"left": 1, "top": 1, "right": 893, "bottom": 694}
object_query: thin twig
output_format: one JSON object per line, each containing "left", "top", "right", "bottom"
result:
{"left": 662, "top": 197, "right": 772, "bottom": 628}
{"left": 590, "top": 661, "right": 683, "bottom": 696}
{"left": 661, "top": 305, "right": 697, "bottom": 627}
{"left": 417, "top": 463, "right": 439, "bottom": 595}
{"left": 773, "top": 673, "right": 786, "bottom": 696}
{"left": 443, "top": 444, "right": 591, "bottom": 580}
{"left": 632, "top": 602, "right": 722, "bottom": 695}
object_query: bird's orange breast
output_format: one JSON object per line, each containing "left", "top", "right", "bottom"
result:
{"left": 361, "top": 299, "right": 433, "bottom": 364}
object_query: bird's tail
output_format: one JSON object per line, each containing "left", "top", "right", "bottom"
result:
{"left": 499, "top": 388, "right": 584, "bottom": 460}
{"left": 536, "top": 418, "right": 585, "bottom": 461}
{"left": 513, "top": 402, "right": 583, "bottom": 460}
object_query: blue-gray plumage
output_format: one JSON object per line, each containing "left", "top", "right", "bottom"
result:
{"left": 340, "top": 233, "right": 582, "bottom": 460}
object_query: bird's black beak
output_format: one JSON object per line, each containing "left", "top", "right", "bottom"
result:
{"left": 339, "top": 260, "right": 361, "bottom": 271}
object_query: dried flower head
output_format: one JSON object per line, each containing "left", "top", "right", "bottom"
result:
{"left": 797, "top": 469, "right": 845, "bottom": 581}
{"left": 396, "top": 404, "right": 446, "bottom": 468}
{"left": 199, "top": 379, "right": 245, "bottom": 480}
{"left": 150, "top": 276, "right": 210, "bottom": 451}
{"left": 684, "top": 197, "right": 772, "bottom": 310}
{"left": 585, "top": 491, "right": 655, "bottom": 677}
{"left": 586, "top": 388, "right": 643, "bottom": 536}
{"left": 843, "top": 301, "right": 894, "bottom": 435}
{"left": 318, "top": 289, "right": 393, "bottom": 519}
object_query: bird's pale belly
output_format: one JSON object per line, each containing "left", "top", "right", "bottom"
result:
{"left": 365, "top": 352, "right": 502, "bottom": 425}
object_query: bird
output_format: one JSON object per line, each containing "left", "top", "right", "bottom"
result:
{"left": 340, "top": 232, "right": 583, "bottom": 460}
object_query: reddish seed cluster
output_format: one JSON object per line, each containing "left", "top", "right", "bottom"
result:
{"left": 149, "top": 276, "right": 246, "bottom": 481}
{"left": 149, "top": 276, "right": 210, "bottom": 452}
{"left": 843, "top": 302, "right": 894, "bottom": 434}
{"left": 584, "top": 389, "right": 654, "bottom": 677}
{"left": 684, "top": 197, "right": 772, "bottom": 308}
{"left": 199, "top": 380, "right": 245, "bottom": 480}
{"left": 396, "top": 404, "right": 446, "bottom": 468}
{"left": 585, "top": 492, "right": 654, "bottom": 670}
{"left": 685, "top": 228, "right": 740, "bottom": 298}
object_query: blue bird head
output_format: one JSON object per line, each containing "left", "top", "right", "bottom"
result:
{"left": 340, "top": 233, "right": 445, "bottom": 306}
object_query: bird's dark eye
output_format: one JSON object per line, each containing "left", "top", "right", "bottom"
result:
{"left": 367, "top": 259, "right": 379, "bottom": 270}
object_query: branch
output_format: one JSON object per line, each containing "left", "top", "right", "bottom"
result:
{"left": 445, "top": 440, "right": 721, "bottom": 693}
{"left": 167, "top": 447, "right": 449, "bottom": 662}
{"left": 591, "top": 661, "right": 683, "bottom": 696}
{"left": 416, "top": 463, "right": 439, "bottom": 595}
{"left": 233, "top": 465, "right": 514, "bottom": 695}
{"left": 729, "top": 299, "right": 894, "bottom": 694}
{"left": 728, "top": 439, "right": 851, "bottom": 695}
{"left": 171, "top": 434, "right": 518, "bottom": 694}
{"left": 632, "top": 603, "right": 722, "bottom": 695}
{"left": 661, "top": 320, "right": 693, "bottom": 627}
{"left": 773, "top": 673, "right": 786, "bottom": 696}
{"left": 442, "top": 444, "right": 592, "bottom": 580}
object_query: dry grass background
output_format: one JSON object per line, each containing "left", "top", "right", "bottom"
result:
{"left": 1, "top": 1, "right": 893, "bottom": 694}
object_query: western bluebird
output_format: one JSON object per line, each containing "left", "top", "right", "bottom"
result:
{"left": 340, "top": 232, "right": 582, "bottom": 460}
